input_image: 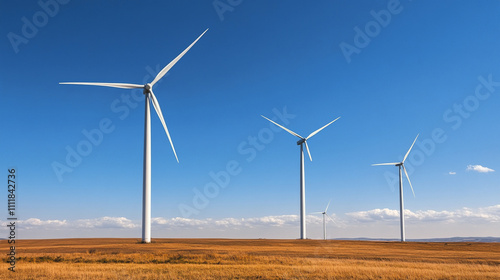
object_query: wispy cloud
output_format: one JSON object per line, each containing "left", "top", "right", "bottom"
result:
{"left": 6, "top": 217, "right": 138, "bottom": 230}
{"left": 5, "top": 206, "right": 498, "bottom": 232}
{"left": 448, "top": 171, "right": 456, "bottom": 175}
{"left": 6, "top": 215, "right": 324, "bottom": 231}
{"left": 21, "top": 218, "right": 68, "bottom": 229}
{"left": 152, "top": 215, "right": 323, "bottom": 229}
{"left": 75, "top": 217, "right": 138, "bottom": 229}
{"left": 347, "top": 205, "right": 500, "bottom": 224}
{"left": 466, "top": 165, "right": 495, "bottom": 173}
{"left": 345, "top": 208, "right": 400, "bottom": 222}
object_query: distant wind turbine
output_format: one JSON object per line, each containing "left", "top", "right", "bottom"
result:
{"left": 262, "top": 115, "right": 340, "bottom": 239}
{"left": 311, "top": 199, "right": 336, "bottom": 240}
{"left": 372, "top": 134, "right": 419, "bottom": 242}
{"left": 60, "top": 29, "right": 208, "bottom": 243}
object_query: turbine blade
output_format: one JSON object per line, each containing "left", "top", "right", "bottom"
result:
{"left": 261, "top": 115, "right": 304, "bottom": 139}
{"left": 150, "top": 29, "right": 209, "bottom": 86}
{"left": 372, "top": 162, "right": 400, "bottom": 166}
{"left": 325, "top": 199, "right": 332, "bottom": 212}
{"left": 304, "top": 141, "right": 312, "bottom": 161}
{"left": 403, "top": 134, "right": 419, "bottom": 163}
{"left": 403, "top": 165, "right": 415, "bottom": 197}
{"left": 60, "top": 82, "right": 144, "bottom": 89}
{"left": 149, "top": 90, "right": 179, "bottom": 163}
{"left": 306, "top": 117, "right": 340, "bottom": 139}
{"left": 310, "top": 212, "right": 323, "bottom": 214}
{"left": 326, "top": 213, "right": 338, "bottom": 225}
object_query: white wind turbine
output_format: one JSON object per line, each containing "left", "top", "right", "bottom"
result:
{"left": 372, "top": 134, "right": 419, "bottom": 242}
{"left": 60, "top": 29, "right": 208, "bottom": 243}
{"left": 311, "top": 199, "right": 336, "bottom": 240}
{"left": 262, "top": 115, "right": 340, "bottom": 239}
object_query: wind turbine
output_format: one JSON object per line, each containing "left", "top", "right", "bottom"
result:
{"left": 60, "top": 29, "right": 208, "bottom": 243}
{"left": 372, "top": 134, "right": 419, "bottom": 242}
{"left": 261, "top": 115, "right": 340, "bottom": 239}
{"left": 311, "top": 200, "right": 336, "bottom": 240}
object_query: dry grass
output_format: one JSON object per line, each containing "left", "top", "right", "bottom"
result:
{"left": 1, "top": 238, "right": 499, "bottom": 279}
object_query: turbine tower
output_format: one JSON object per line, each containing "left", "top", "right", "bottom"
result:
{"left": 262, "top": 115, "right": 340, "bottom": 239}
{"left": 60, "top": 29, "right": 208, "bottom": 243}
{"left": 372, "top": 134, "right": 419, "bottom": 242}
{"left": 311, "top": 200, "right": 336, "bottom": 240}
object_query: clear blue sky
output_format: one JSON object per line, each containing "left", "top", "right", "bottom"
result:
{"left": 1, "top": 0, "right": 499, "bottom": 240}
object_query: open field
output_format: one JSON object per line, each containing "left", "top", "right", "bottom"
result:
{"left": 1, "top": 238, "right": 499, "bottom": 279}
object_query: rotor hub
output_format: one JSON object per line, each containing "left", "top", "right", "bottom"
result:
{"left": 143, "top": 83, "right": 152, "bottom": 94}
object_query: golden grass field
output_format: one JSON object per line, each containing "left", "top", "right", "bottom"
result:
{"left": 1, "top": 238, "right": 499, "bottom": 279}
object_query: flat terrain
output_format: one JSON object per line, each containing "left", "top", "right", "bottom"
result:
{"left": 1, "top": 238, "right": 499, "bottom": 279}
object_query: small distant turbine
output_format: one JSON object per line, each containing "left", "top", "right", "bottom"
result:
{"left": 262, "top": 115, "right": 340, "bottom": 239}
{"left": 60, "top": 29, "right": 208, "bottom": 243}
{"left": 372, "top": 134, "right": 419, "bottom": 242}
{"left": 311, "top": 200, "right": 337, "bottom": 240}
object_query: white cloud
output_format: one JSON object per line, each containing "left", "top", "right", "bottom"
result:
{"left": 7, "top": 215, "right": 323, "bottom": 232}
{"left": 215, "top": 218, "right": 243, "bottom": 228}
{"left": 75, "top": 217, "right": 138, "bottom": 229}
{"left": 243, "top": 215, "right": 300, "bottom": 227}
{"left": 6, "top": 206, "right": 498, "bottom": 235}
{"left": 6, "top": 217, "right": 137, "bottom": 230}
{"left": 347, "top": 205, "right": 500, "bottom": 224}
{"left": 448, "top": 171, "right": 456, "bottom": 175}
{"left": 346, "top": 208, "right": 400, "bottom": 222}
{"left": 153, "top": 215, "right": 314, "bottom": 229}
{"left": 20, "top": 218, "right": 68, "bottom": 229}
{"left": 466, "top": 165, "right": 494, "bottom": 173}
{"left": 151, "top": 217, "right": 214, "bottom": 229}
